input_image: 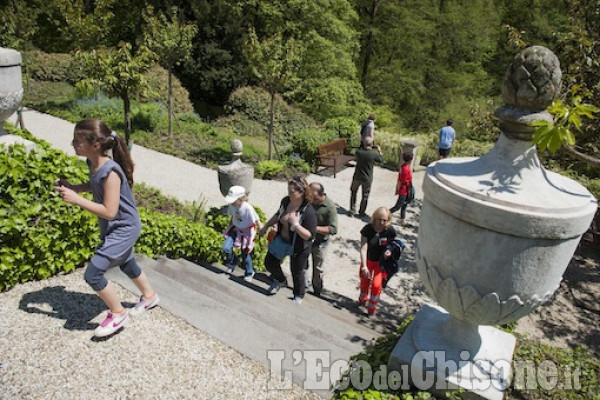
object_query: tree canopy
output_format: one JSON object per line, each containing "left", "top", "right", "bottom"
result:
{"left": 0, "top": 0, "right": 598, "bottom": 141}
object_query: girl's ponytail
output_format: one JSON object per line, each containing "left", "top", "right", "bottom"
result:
{"left": 110, "top": 132, "right": 135, "bottom": 188}
{"left": 73, "top": 119, "right": 135, "bottom": 188}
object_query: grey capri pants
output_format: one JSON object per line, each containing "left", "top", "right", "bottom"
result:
{"left": 84, "top": 258, "right": 142, "bottom": 291}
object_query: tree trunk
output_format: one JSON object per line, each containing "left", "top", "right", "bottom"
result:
{"left": 123, "top": 95, "right": 132, "bottom": 147}
{"left": 360, "top": 0, "right": 384, "bottom": 89}
{"left": 168, "top": 65, "right": 173, "bottom": 136}
{"left": 268, "top": 90, "right": 275, "bottom": 160}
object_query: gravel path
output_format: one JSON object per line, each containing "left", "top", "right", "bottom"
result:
{"left": 2, "top": 109, "right": 431, "bottom": 398}
{"left": 0, "top": 269, "right": 318, "bottom": 399}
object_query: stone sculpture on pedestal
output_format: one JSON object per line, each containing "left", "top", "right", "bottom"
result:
{"left": 388, "top": 46, "right": 597, "bottom": 400}
{"left": 217, "top": 139, "right": 254, "bottom": 196}
{"left": 0, "top": 47, "right": 36, "bottom": 152}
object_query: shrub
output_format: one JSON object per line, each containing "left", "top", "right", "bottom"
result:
{"left": 136, "top": 209, "right": 222, "bottom": 263}
{"left": 0, "top": 137, "right": 98, "bottom": 291}
{"left": 372, "top": 104, "right": 401, "bottom": 130}
{"left": 134, "top": 182, "right": 206, "bottom": 222}
{"left": 144, "top": 64, "right": 194, "bottom": 114}
{"left": 216, "top": 86, "right": 319, "bottom": 141}
{"left": 25, "top": 50, "right": 85, "bottom": 83}
{"left": 23, "top": 80, "right": 77, "bottom": 108}
{"left": 324, "top": 117, "right": 360, "bottom": 148}
{"left": 284, "top": 156, "right": 312, "bottom": 176}
{"left": 213, "top": 114, "right": 266, "bottom": 137}
{"left": 132, "top": 102, "right": 164, "bottom": 133}
{"left": 255, "top": 160, "right": 285, "bottom": 179}
{"left": 375, "top": 130, "right": 409, "bottom": 167}
{"left": 291, "top": 127, "right": 338, "bottom": 165}
{"left": 295, "top": 76, "right": 370, "bottom": 121}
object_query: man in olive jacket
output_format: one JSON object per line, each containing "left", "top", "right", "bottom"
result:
{"left": 308, "top": 182, "right": 338, "bottom": 296}
{"left": 349, "top": 136, "right": 383, "bottom": 217}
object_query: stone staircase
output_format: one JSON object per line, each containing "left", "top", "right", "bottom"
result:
{"left": 107, "top": 255, "right": 388, "bottom": 398}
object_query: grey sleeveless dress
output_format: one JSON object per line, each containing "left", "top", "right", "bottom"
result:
{"left": 88, "top": 159, "right": 141, "bottom": 271}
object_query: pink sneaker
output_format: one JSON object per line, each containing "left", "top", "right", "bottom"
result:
{"left": 94, "top": 310, "right": 128, "bottom": 337}
{"left": 129, "top": 293, "right": 160, "bottom": 317}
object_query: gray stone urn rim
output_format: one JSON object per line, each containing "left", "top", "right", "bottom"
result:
{"left": 424, "top": 135, "right": 597, "bottom": 239}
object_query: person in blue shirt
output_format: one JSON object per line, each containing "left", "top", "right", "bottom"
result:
{"left": 438, "top": 119, "right": 456, "bottom": 159}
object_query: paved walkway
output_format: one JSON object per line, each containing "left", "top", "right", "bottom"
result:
{"left": 8, "top": 109, "right": 427, "bottom": 302}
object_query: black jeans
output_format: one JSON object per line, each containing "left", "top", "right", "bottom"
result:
{"left": 265, "top": 249, "right": 310, "bottom": 298}
{"left": 390, "top": 194, "right": 408, "bottom": 220}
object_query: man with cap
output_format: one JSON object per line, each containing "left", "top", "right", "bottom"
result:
{"left": 308, "top": 182, "right": 338, "bottom": 296}
{"left": 222, "top": 185, "right": 262, "bottom": 282}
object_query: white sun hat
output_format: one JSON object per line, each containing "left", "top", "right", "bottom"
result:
{"left": 224, "top": 185, "right": 247, "bottom": 204}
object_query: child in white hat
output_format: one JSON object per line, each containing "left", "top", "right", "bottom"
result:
{"left": 223, "top": 186, "right": 262, "bottom": 282}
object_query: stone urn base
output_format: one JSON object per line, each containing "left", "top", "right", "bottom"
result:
{"left": 0, "top": 134, "right": 36, "bottom": 153}
{"left": 388, "top": 304, "right": 516, "bottom": 400}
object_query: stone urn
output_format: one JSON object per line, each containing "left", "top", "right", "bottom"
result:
{"left": 0, "top": 47, "right": 36, "bottom": 153}
{"left": 0, "top": 47, "right": 23, "bottom": 134}
{"left": 217, "top": 139, "right": 254, "bottom": 196}
{"left": 389, "top": 46, "right": 597, "bottom": 399}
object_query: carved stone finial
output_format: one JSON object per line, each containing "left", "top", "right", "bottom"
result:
{"left": 502, "top": 45, "right": 561, "bottom": 111}
{"left": 495, "top": 46, "right": 560, "bottom": 140}
{"left": 231, "top": 139, "right": 243, "bottom": 155}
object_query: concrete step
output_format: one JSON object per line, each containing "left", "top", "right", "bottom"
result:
{"left": 107, "top": 255, "right": 385, "bottom": 398}
{"left": 164, "top": 257, "right": 379, "bottom": 343}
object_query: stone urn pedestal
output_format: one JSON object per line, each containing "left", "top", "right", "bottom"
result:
{"left": 388, "top": 46, "right": 597, "bottom": 399}
{"left": 401, "top": 138, "right": 420, "bottom": 171}
{"left": 217, "top": 139, "right": 254, "bottom": 196}
{"left": 0, "top": 47, "right": 36, "bottom": 152}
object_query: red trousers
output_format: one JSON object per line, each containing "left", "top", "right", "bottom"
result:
{"left": 359, "top": 259, "right": 384, "bottom": 314}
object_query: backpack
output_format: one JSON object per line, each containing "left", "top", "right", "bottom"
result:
{"left": 406, "top": 183, "right": 415, "bottom": 204}
{"left": 360, "top": 119, "right": 371, "bottom": 141}
{"left": 360, "top": 121, "right": 369, "bottom": 139}
{"left": 402, "top": 182, "right": 415, "bottom": 206}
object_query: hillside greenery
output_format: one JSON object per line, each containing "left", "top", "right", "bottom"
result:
{"left": 0, "top": 0, "right": 598, "bottom": 187}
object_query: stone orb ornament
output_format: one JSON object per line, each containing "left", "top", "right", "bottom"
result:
{"left": 388, "top": 46, "right": 597, "bottom": 400}
{"left": 231, "top": 139, "right": 243, "bottom": 156}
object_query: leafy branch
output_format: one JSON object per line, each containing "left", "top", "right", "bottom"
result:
{"left": 532, "top": 97, "right": 599, "bottom": 167}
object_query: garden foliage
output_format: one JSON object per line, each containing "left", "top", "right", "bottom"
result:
{"left": 0, "top": 126, "right": 265, "bottom": 291}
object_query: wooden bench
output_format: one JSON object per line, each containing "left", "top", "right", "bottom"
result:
{"left": 314, "top": 138, "right": 355, "bottom": 178}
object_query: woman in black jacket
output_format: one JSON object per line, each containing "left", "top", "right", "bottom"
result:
{"left": 258, "top": 176, "right": 317, "bottom": 304}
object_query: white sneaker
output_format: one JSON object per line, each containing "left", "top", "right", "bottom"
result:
{"left": 94, "top": 310, "right": 128, "bottom": 337}
{"left": 129, "top": 293, "right": 160, "bottom": 317}
{"left": 243, "top": 271, "right": 255, "bottom": 282}
{"left": 226, "top": 264, "right": 235, "bottom": 274}
{"left": 267, "top": 280, "right": 282, "bottom": 294}
{"left": 292, "top": 296, "right": 303, "bottom": 304}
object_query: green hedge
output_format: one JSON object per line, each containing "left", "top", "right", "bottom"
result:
{"left": 0, "top": 125, "right": 247, "bottom": 291}
{"left": 0, "top": 133, "right": 98, "bottom": 291}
